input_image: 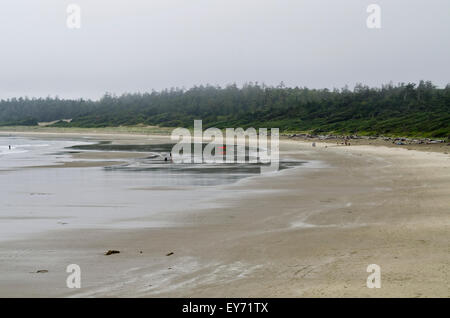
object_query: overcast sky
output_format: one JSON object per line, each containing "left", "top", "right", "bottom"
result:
{"left": 0, "top": 0, "right": 449, "bottom": 99}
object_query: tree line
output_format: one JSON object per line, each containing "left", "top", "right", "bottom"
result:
{"left": 0, "top": 81, "right": 449, "bottom": 138}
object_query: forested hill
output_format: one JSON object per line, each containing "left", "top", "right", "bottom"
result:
{"left": 0, "top": 81, "right": 449, "bottom": 138}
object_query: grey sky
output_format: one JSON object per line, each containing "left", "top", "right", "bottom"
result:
{"left": 0, "top": 0, "right": 449, "bottom": 99}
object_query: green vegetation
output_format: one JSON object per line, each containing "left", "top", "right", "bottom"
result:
{"left": 0, "top": 81, "right": 449, "bottom": 138}
{"left": 0, "top": 117, "right": 38, "bottom": 126}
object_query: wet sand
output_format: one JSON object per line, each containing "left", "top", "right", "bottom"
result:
{"left": 0, "top": 132, "right": 449, "bottom": 297}
{"left": 26, "top": 161, "right": 127, "bottom": 168}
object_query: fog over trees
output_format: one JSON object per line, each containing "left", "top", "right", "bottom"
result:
{"left": 1, "top": 81, "right": 449, "bottom": 138}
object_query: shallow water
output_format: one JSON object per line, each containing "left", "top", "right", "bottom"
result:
{"left": 0, "top": 136, "right": 304, "bottom": 242}
{"left": 0, "top": 136, "right": 92, "bottom": 169}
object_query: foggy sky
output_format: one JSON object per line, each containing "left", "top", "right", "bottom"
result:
{"left": 0, "top": 0, "right": 449, "bottom": 99}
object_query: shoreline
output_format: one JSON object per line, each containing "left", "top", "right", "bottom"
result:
{"left": 0, "top": 131, "right": 448, "bottom": 297}
{"left": 1, "top": 127, "right": 449, "bottom": 154}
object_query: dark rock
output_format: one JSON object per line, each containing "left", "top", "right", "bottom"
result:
{"left": 105, "top": 250, "right": 120, "bottom": 256}
{"left": 166, "top": 252, "right": 174, "bottom": 256}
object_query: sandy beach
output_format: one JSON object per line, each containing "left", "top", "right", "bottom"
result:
{"left": 0, "top": 131, "right": 448, "bottom": 297}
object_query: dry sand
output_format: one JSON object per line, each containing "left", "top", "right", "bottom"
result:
{"left": 0, "top": 132, "right": 449, "bottom": 297}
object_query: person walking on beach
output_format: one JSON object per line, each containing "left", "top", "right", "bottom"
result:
{"left": 8, "top": 145, "right": 11, "bottom": 150}
{"left": 164, "top": 153, "right": 173, "bottom": 162}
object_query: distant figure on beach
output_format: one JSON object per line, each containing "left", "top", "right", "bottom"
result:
{"left": 8, "top": 145, "right": 11, "bottom": 150}
{"left": 312, "top": 142, "right": 316, "bottom": 147}
{"left": 164, "top": 152, "right": 172, "bottom": 162}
